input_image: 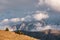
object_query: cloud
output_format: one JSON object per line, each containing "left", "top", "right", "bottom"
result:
{"left": 1, "top": 19, "right": 9, "bottom": 23}
{"left": 0, "top": 15, "right": 60, "bottom": 31}
{"left": 0, "top": 19, "right": 9, "bottom": 26}
{"left": 24, "top": 15, "right": 33, "bottom": 22}
{"left": 30, "top": 25, "right": 60, "bottom": 31}
{"left": 1, "top": 18, "right": 21, "bottom": 23}
{"left": 33, "top": 11, "right": 49, "bottom": 21}
{"left": 10, "top": 18, "right": 20, "bottom": 22}
{"left": 0, "top": 11, "right": 49, "bottom": 29}
{"left": 0, "top": 15, "right": 32, "bottom": 24}
{"left": 20, "top": 18, "right": 25, "bottom": 21}
{"left": 0, "top": 18, "right": 21, "bottom": 27}
{"left": 0, "top": 0, "right": 60, "bottom": 31}
{"left": 38, "top": 0, "right": 60, "bottom": 12}
{"left": 45, "top": 0, "right": 60, "bottom": 12}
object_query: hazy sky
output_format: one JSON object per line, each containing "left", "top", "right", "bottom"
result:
{"left": 0, "top": 0, "right": 60, "bottom": 20}
{"left": 0, "top": 0, "right": 60, "bottom": 30}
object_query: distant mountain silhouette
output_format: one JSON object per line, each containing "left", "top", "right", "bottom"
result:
{"left": 15, "top": 29, "right": 60, "bottom": 40}
{"left": 11, "top": 21, "right": 46, "bottom": 31}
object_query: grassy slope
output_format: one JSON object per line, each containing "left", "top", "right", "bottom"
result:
{"left": 0, "top": 30, "right": 37, "bottom": 40}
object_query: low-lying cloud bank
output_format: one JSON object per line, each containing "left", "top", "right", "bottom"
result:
{"left": 31, "top": 25, "right": 60, "bottom": 31}
{"left": 0, "top": 11, "right": 49, "bottom": 22}
{"left": 0, "top": 11, "right": 60, "bottom": 31}
{"left": 0, "top": 11, "right": 49, "bottom": 31}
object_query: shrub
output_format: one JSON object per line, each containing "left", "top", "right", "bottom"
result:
{"left": 5, "top": 28, "right": 9, "bottom": 31}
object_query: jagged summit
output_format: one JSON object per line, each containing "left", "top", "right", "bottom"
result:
{"left": 10, "top": 20, "right": 46, "bottom": 31}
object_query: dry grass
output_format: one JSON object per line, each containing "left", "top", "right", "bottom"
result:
{"left": 0, "top": 30, "right": 38, "bottom": 40}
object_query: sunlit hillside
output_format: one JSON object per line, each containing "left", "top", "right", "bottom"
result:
{"left": 0, "top": 30, "right": 38, "bottom": 40}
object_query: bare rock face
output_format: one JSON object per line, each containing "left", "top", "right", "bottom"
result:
{"left": 11, "top": 21, "right": 46, "bottom": 31}
{"left": 0, "top": 30, "right": 37, "bottom": 40}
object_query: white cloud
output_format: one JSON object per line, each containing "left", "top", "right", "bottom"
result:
{"left": 0, "top": 18, "right": 21, "bottom": 30}
{"left": 38, "top": 0, "right": 60, "bottom": 12}
{"left": 0, "top": 18, "right": 21, "bottom": 24}
{"left": 1, "top": 19, "right": 9, "bottom": 23}
{"left": 20, "top": 18, "right": 25, "bottom": 21}
{"left": 10, "top": 18, "right": 20, "bottom": 22}
{"left": 33, "top": 11, "right": 49, "bottom": 21}
{"left": 45, "top": 0, "right": 60, "bottom": 11}
{"left": 19, "top": 15, "right": 32, "bottom": 22}
{"left": 0, "top": 19, "right": 9, "bottom": 27}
